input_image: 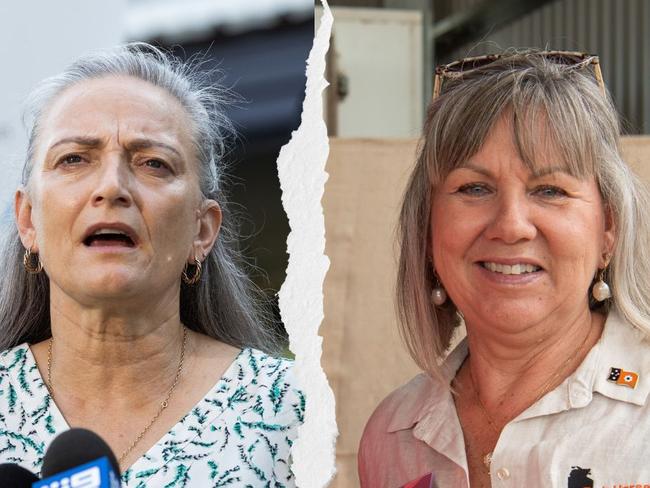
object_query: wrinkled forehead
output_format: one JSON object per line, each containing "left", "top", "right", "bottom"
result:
{"left": 33, "top": 75, "right": 197, "bottom": 162}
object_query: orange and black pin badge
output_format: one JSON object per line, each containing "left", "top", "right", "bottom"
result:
{"left": 608, "top": 367, "right": 639, "bottom": 389}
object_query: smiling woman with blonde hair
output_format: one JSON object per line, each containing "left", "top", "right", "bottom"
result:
{"left": 0, "top": 43, "right": 303, "bottom": 486}
{"left": 359, "top": 51, "right": 650, "bottom": 487}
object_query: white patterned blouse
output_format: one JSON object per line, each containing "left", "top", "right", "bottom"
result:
{"left": 0, "top": 344, "right": 304, "bottom": 487}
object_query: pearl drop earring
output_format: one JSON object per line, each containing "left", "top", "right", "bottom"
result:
{"left": 592, "top": 268, "right": 611, "bottom": 302}
{"left": 432, "top": 286, "right": 447, "bottom": 306}
{"left": 431, "top": 271, "right": 447, "bottom": 306}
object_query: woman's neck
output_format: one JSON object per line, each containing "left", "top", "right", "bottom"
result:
{"left": 461, "top": 306, "right": 605, "bottom": 413}
{"left": 32, "top": 283, "right": 188, "bottom": 408}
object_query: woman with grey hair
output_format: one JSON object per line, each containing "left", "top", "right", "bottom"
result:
{"left": 0, "top": 43, "right": 303, "bottom": 486}
{"left": 359, "top": 51, "right": 650, "bottom": 487}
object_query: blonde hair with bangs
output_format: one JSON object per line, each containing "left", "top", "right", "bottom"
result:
{"left": 397, "top": 51, "right": 650, "bottom": 382}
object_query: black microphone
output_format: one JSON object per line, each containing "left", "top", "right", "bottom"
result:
{"left": 0, "top": 463, "right": 39, "bottom": 487}
{"left": 38, "top": 428, "right": 121, "bottom": 487}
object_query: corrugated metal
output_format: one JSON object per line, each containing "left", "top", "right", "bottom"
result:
{"left": 438, "top": 0, "right": 650, "bottom": 134}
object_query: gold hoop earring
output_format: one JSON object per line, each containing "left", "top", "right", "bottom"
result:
{"left": 23, "top": 247, "right": 43, "bottom": 274}
{"left": 182, "top": 258, "right": 202, "bottom": 285}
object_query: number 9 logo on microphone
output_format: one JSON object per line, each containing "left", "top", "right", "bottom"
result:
{"left": 71, "top": 466, "right": 102, "bottom": 488}
{"left": 39, "top": 466, "right": 101, "bottom": 488}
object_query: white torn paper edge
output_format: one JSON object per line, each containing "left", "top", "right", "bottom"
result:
{"left": 277, "top": 1, "right": 337, "bottom": 487}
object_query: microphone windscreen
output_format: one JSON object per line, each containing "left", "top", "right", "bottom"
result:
{"left": 0, "top": 463, "right": 39, "bottom": 487}
{"left": 41, "top": 428, "right": 120, "bottom": 478}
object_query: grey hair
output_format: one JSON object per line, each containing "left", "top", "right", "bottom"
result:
{"left": 397, "top": 50, "right": 650, "bottom": 380}
{"left": 0, "top": 42, "right": 281, "bottom": 354}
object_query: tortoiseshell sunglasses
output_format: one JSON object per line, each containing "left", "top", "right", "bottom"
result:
{"left": 432, "top": 50, "right": 605, "bottom": 100}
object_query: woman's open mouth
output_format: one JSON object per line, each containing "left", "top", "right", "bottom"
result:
{"left": 83, "top": 228, "right": 136, "bottom": 248}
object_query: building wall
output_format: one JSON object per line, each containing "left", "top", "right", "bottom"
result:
{"left": 441, "top": 0, "right": 650, "bottom": 134}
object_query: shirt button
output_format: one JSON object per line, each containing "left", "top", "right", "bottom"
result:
{"left": 496, "top": 467, "right": 511, "bottom": 480}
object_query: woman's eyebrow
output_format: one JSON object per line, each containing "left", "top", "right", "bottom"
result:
{"left": 48, "top": 136, "right": 182, "bottom": 159}
{"left": 49, "top": 136, "right": 102, "bottom": 150}
{"left": 126, "top": 138, "right": 182, "bottom": 158}
{"left": 457, "top": 163, "right": 571, "bottom": 178}
{"left": 530, "top": 165, "right": 572, "bottom": 178}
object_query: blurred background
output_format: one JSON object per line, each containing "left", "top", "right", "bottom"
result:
{"left": 319, "top": 1, "right": 650, "bottom": 487}
{"left": 0, "top": 0, "right": 314, "bottom": 334}
{"left": 324, "top": 0, "right": 650, "bottom": 138}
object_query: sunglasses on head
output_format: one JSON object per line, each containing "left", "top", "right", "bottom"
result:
{"left": 432, "top": 50, "right": 605, "bottom": 100}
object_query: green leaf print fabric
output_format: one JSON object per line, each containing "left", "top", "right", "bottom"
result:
{"left": 0, "top": 345, "right": 305, "bottom": 487}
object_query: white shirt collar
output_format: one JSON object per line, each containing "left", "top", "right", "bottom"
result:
{"left": 387, "top": 308, "right": 650, "bottom": 434}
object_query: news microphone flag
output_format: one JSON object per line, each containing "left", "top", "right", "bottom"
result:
{"left": 33, "top": 456, "right": 121, "bottom": 488}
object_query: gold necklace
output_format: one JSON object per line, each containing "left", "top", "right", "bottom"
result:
{"left": 465, "top": 326, "right": 594, "bottom": 471}
{"left": 46, "top": 326, "right": 188, "bottom": 464}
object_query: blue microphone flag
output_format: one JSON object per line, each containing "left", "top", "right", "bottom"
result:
{"left": 33, "top": 456, "right": 121, "bottom": 488}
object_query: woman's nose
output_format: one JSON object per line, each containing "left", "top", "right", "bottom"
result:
{"left": 483, "top": 192, "right": 537, "bottom": 243}
{"left": 90, "top": 157, "right": 133, "bottom": 207}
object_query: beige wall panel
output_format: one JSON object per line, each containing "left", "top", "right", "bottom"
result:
{"left": 329, "top": 8, "right": 423, "bottom": 137}
{"left": 622, "top": 136, "right": 650, "bottom": 181}
{"left": 322, "top": 138, "right": 421, "bottom": 488}
{"left": 322, "top": 136, "right": 650, "bottom": 488}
